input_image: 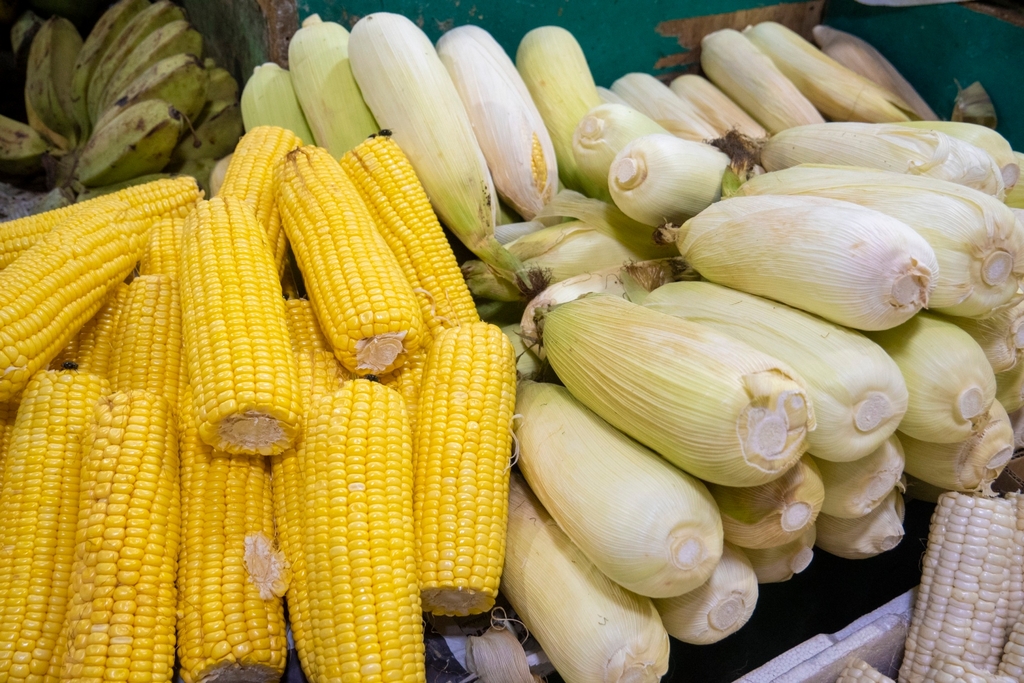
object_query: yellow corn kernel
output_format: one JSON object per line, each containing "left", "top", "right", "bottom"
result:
{"left": 0, "top": 399, "right": 15, "bottom": 499}
{"left": 0, "top": 176, "right": 201, "bottom": 270}
{"left": 342, "top": 134, "right": 479, "bottom": 337}
{"left": 276, "top": 145, "right": 426, "bottom": 375}
{"left": 381, "top": 347, "right": 426, "bottom": 437}
{"left": 303, "top": 380, "right": 425, "bottom": 682}
{"left": 415, "top": 322, "right": 517, "bottom": 616}
{"left": 0, "top": 196, "right": 154, "bottom": 401}
{"left": 218, "top": 126, "right": 303, "bottom": 276}
{"left": 0, "top": 369, "right": 108, "bottom": 680}
{"left": 111, "top": 274, "right": 183, "bottom": 411}
{"left": 177, "top": 384, "right": 289, "bottom": 683}
{"left": 54, "top": 390, "right": 181, "bottom": 683}
{"left": 180, "top": 196, "right": 302, "bottom": 455}
{"left": 50, "top": 281, "right": 129, "bottom": 378}
{"left": 139, "top": 214, "right": 185, "bottom": 279}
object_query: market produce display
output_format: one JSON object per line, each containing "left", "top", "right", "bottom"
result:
{"left": 1, "top": 3, "right": 1023, "bottom": 683}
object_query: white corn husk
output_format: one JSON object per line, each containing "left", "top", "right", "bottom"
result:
{"left": 744, "top": 527, "right": 816, "bottom": 584}
{"left": 542, "top": 295, "right": 814, "bottom": 487}
{"left": 668, "top": 74, "right": 767, "bottom": 139}
{"left": 610, "top": 73, "right": 721, "bottom": 142}
{"left": 815, "top": 489, "right": 905, "bottom": 560}
{"left": 708, "top": 456, "right": 823, "bottom": 550}
{"left": 572, "top": 103, "right": 668, "bottom": 201}
{"left": 900, "top": 401, "right": 1013, "bottom": 494}
{"left": 944, "top": 299, "right": 1024, "bottom": 373}
{"left": 645, "top": 281, "right": 907, "bottom": 462}
{"left": 672, "top": 194, "right": 938, "bottom": 331}
{"left": 597, "top": 86, "right": 629, "bottom": 106}
{"left": 867, "top": 312, "right": 996, "bottom": 443}
{"left": 437, "top": 25, "right": 558, "bottom": 220}
{"left": 516, "top": 381, "right": 724, "bottom": 598}
{"left": 516, "top": 26, "right": 603, "bottom": 197}
{"left": 760, "top": 123, "right": 1006, "bottom": 199}
{"left": 997, "top": 359, "right": 1024, "bottom": 413}
{"left": 609, "top": 134, "right": 729, "bottom": 227}
{"left": 289, "top": 15, "right": 377, "bottom": 156}
{"left": 348, "top": 12, "right": 521, "bottom": 280}
{"left": 653, "top": 544, "right": 758, "bottom": 645}
{"left": 814, "top": 435, "right": 905, "bottom": 519}
{"left": 744, "top": 22, "right": 916, "bottom": 124}
{"left": 897, "top": 121, "right": 1019, "bottom": 190}
{"left": 494, "top": 220, "right": 544, "bottom": 245}
{"left": 738, "top": 166, "right": 1024, "bottom": 317}
{"left": 1008, "top": 153, "right": 1024, "bottom": 209}
{"left": 501, "top": 325, "right": 543, "bottom": 380}
{"left": 812, "top": 24, "right": 937, "bottom": 122}
{"left": 240, "top": 63, "right": 315, "bottom": 143}
{"left": 700, "top": 28, "right": 824, "bottom": 135}
{"left": 504, "top": 473, "right": 671, "bottom": 683}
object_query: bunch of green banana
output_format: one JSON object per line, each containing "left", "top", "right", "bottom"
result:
{"left": 2, "top": 0, "right": 242, "bottom": 195}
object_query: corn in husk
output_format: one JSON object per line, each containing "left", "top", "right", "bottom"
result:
{"left": 608, "top": 134, "right": 729, "bottom": 227}
{"left": 437, "top": 25, "right": 558, "bottom": 219}
{"left": 744, "top": 527, "right": 816, "bottom": 584}
{"left": 897, "top": 121, "right": 1018, "bottom": 190}
{"left": 867, "top": 313, "right": 996, "bottom": 443}
{"left": 700, "top": 29, "right": 824, "bottom": 134}
{"left": 516, "top": 381, "right": 723, "bottom": 598}
{"left": 535, "top": 190, "right": 678, "bottom": 256}
{"left": 645, "top": 281, "right": 907, "bottom": 462}
{"left": 997, "top": 360, "right": 1024, "bottom": 413}
{"left": 542, "top": 295, "right": 812, "bottom": 487}
{"left": 653, "top": 544, "right": 758, "bottom": 645}
{"left": 760, "top": 123, "right": 1006, "bottom": 199}
{"left": 814, "top": 435, "right": 905, "bottom": 519}
{"left": 836, "top": 658, "right": 896, "bottom": 683}
{"left": 944, "top": 300, "right": 1024, "bottom": 373}
{"left": 812, "top": 24, "right": 937, "bottom": 121}
{"left": 610, "top": 72, "right": 720, "bottom": 142}
{"left": 596, "top": 86, "right": 628, "bottom": 106}
{"left": 744, "top": 22, "right": 916, "bottom": 124}
{"left": 671, "top": 194, "right": 937, "bottom": 331}
{"left": 501, "top": 324, "right": 543, "bottom": 380}
{"left": 572, "top": 103, "right": 668, "bottom": 201}
{"left": 738, "top": 166, "right": 1024, "bottom": 317}
{"left": 504, "top": 473, "right": 671, "bottom": 683}
{"left": 668, "top": 74, "right": 767, "bottom": 139}
{"left": 240, "top": 63, "right": 315, "bottom": 143}
{"left": 1008, "top": 153, "right": 1024, "bottom": 209}
{"left": 816, "top": 489, "right": 905, "bottom": 559}
{"left": 515, "top": 26, "right": 602, "bottom": 197}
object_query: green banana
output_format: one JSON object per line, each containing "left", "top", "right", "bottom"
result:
{"left": 97, "top": 20, "right": 203, "bottom": 117}
{"left": 25, "top": 17, "right": 83, "bottom": 147}
{"left": 0, "top": 114, "right": 52, "bottom": 175}
{"left": 205, "top": 66, "right": 239, "bottom": 103}
{"left": 70, "top": 0, "right": 150, "bottom": 141}
{"left": 94, "top": 53, "right": 208, "bottom": 132}
{"left": 87, "top": 0, "right": 185, "bottom": 124}
{"left": 173, "top": 157, "right": 217, "bottom": 194}
{"left": 32, "top": 187, "right": 76, "bottom": 214}
{"left": 75, "top": 172, "right": 174, "bottom": 201}
{"left": 166, "top": 99, "right": 242, "bottom": 168}
{"left": 11, "top": 11, "right": 44, "bottom": 69}
{"left": 74, "top": 99, "right": 182, "bottom": 187}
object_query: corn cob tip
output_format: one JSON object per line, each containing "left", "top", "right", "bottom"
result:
{"left": 215, "top": 410, "right": 291, "bottom": 453}
{"left": 243, "top": 532, "right": 291, "bottom": 600}
{"left": 421, "top": 586, "right": 497, "bottom": 617}
{"left": 355, "top": 330, "right": 408, "bottom": 372}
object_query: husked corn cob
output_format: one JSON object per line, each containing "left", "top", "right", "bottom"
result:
{"left": 0, "top": 196, "right": 151, "bottom": 402}
{"left": 836, "top": 658, "right": 894, "bottom": 682}
{"left": 382, "top": 348, "right": 427, "bottom": 436}
{"left": 0, "top": 399, "right": 13, "bottom": 490}
{"left": 302, "top": 381, "right": 426, "bottom": 682}
{"left": 50, "top": 282, "right": 129, "bottom": 378}
{"left": 177, "top": 384, "right": 289, "bottom": 683}
{"left": 928, "top": 653, "right": 1015, "bottom": 683}
{"left": 218, "top": 126, "right": 303, "bottom": 275}
{"left": 342, "top": 133, "right": 480, "bottom": 338}
{"left": 901, "top": 492, "right": 1016, "bottom": 681}
{"left": 111, "top": 274, "right": 183, "bottom": 410}
{"left": 55, "top": 390, "right": 180, "bottom": 683}
{"left": 1001, "top": 493, "right": 1024, "bottom": 678}
{"left": 180, "top": 196, "right": 302, "bottom": 455}
{"left": 0, "top": 370, "right": 108, "bottom": 680}
{"left": 139, "top": 214, "right": 184, "bottom": 279}
{"left": 277, "top": 145, "right": 425, "bottom": 375}
{"left": 416, "top": 322, "right": 517, "bottom": 616}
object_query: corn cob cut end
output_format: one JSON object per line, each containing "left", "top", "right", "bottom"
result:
{"left": 201, "top": 407, "right": 299, "bottom": 456}
{"left": 184, "top": 663, "right": 285, "bottom": 683}
{"left": 738, "top": 372, "right": 811, "bottom": 472}
{"left": 421, "top": 586, "right": 497, "bottom": 618}
{"left": 355, "top": 330, "right": 409, "bottom": 373}
{"left": 243, "top": 532, "right": 291, "bottom": 600}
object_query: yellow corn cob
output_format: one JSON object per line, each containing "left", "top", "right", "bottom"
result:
{"left": 218, "top": 126, "right": 303, "bottom": 276}
{"left": 415, "top": 322, "right": 517, "bottom": 616}
{"left": 0, "top": 196, "right": 152, "bottom": 402}
{"left": 302, "top": 380, "right": 425, "bottom": 682}
{"left": 50, "top": 281, "right": 129, "bottom": 378}
{"left": 276, "top": 145, "right": 425, "bottom": 375}
{"left": 177, "top": 384, "right": 289, "bottom": 683}
{"left": 111, "top": 274, "right": 183, "bottom": 411}
{"left": 0, "top": 369, "right": 108, "bottom": 680}
{"left": 0, "top": 399, "right": 15, "bottom": 504}
{"left": 180, "top": 196, "right": 302, "bottom": 455}
{"left": 0, "top": 176, "right": 200, "bottom": 270}
{"left": 381, "top": 348, "right": 426, "bottom": 437}
{"left": 270, "top": 299, "right": 347, "bottom": 679}
{"left": 139, "top": 214, "right": 184, "bottom": 279}
{"left": 901, "top": 492, "right": 1016, "bottom": 682}
{"left": 342, "top": 133, "right": 481, "bottom": 337}
{"left": 54, "top": 390, "right": 180, "bottom": 683}
{"left": 836, "top": 658, "right": 895, "bottom": 682}
{"left": 928, "top": 653, "right": 1016, "bottom": 683}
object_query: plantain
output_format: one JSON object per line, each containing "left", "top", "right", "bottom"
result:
{"left": 74, "top": 99, "right": 182, "bottom": 187}
{"left": 93, "top": 53, "right": 207, "bottom": 131}
{"left": 86, "top": 0, "right": 185, "bottom": 124}
{"left": 204, "top": 65, "right": 239, "bottom": 103}
{"left": 24, "top": 97, "right": 69, "bottom": 152}
{"left": 25, "top": 17, "right": 83, "bottom": 147}
{"left": 11, "top": 10, "right": 44, "bottom": 70}
{"left": 166, "top": 99, "right": 242, "bottom": 168}
{"left": 70, "top": 0, "right": 150, "bottom": 140}
{"left": 0, "top": 114, "right": 52, "bottom": 175}
{"left": 173, "top": 157, "right": 217, "bottom": 194}
{"left": 96, "top": 20, "right": 203, "bottom": 117}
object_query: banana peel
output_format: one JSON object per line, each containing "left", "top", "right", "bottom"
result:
{"left": 0, "top": 114, "right": 52, "bottom": 175}
{"left": 173, "top": 157, "right": 217, "bottom": 195}
{"left": 93, "top": 53, "right": 208, "bottom": 132}
{"left": 74, "top": 99, "right": 182, "bottom": 187}
{"left": 205, "top": 65, "right": 239, "bottom": 103}
{"left": 25, "top": 17, "right": 83, "bottom": 147}
{"left": 167, "top": 99, "right": 242, "bottom": 167}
